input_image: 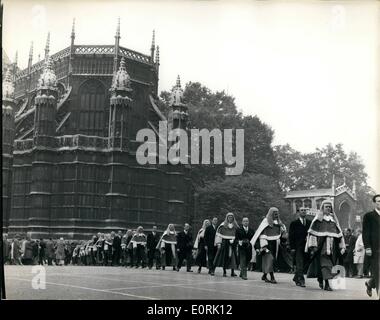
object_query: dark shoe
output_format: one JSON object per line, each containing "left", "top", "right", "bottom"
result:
{"left": 300, "top": 282, "right": 306, "bottom": 288}
{"left": 242, "top": 276, "right": 248, "bottom": 280}
{"left": 162, "top": 266, "right": 165, "bottom": 270}
{"left": 261, "top": 274, "right": 268, "bottom": 281}
{"left": 318, "top": 281, "right": 324, "bottom": 290}
{"left": 210, "top": 271, "right": 215, "bottom": 276}
{"left": 270, "top": 279, "right": 277, "bottom": 284}
{"left": 197, "top": 268, "right": 201, "bottom": 274}
{"left": 231, "top": 272, "right": 237, "bottom": 277}
{"left": 187, "top": 269, "right": 193, "bottom": 273}
{"left": 365, "top": 281, "right": 372, "bottom": 297}
{"left": 295, "top": 281, "right": 301, "bottom": 286}
{"left": 324, "top": 284, "right": 333, "bottom": 291}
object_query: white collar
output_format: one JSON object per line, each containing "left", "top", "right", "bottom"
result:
{"left": 323, "top": 215, "right": 334, "bottom": 222}
{"left": 375, "top": 208, "right": 380, "bottom": 216}
{"left": 243, "top": 226, "right": 248, "bottom": 230}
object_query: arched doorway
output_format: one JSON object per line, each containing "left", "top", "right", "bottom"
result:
{"left": 337, "top": 201, "right": 351, "bottom": 229}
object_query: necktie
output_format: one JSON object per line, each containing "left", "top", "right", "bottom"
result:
{"left": 302, "top": 219, "right": 305, "bottom": 226}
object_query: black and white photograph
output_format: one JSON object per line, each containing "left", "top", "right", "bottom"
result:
{"left": 1, "top": 0, "right": 379, "bottom": 313}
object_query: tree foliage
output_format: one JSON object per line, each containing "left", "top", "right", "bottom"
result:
{"left": 274, "top": 143, "right": 375, "bottom": 214}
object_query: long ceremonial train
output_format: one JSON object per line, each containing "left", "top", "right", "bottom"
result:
{"left": 2, "top": 20, "right": 194, "bottom": 239}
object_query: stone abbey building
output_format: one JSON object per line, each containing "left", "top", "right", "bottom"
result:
{"left": 2, "top": 21, "right": 193, "bottom": 239}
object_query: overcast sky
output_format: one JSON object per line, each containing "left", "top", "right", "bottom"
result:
{"left": 2, "top": 0, "right": 379, "bottom": 191}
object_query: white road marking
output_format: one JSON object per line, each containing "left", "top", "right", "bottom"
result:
{"left": 6, "top": 276, "right": 157, "bottom": 300}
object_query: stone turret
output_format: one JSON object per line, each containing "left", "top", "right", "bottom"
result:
{"left": 34, "top": 56, "right": 58, "bottom": 139}
{"left": 168, "top": 75, "right": 189, "bottom": 132}
{"left": 2, "top": 68, "right": 16, "bottom": 232}
{"left": 109, "top": 57, "right": 133, "bottom": 149}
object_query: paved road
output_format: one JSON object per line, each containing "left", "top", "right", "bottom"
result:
{"left": 3, "top": 265, "right": 377, "bottom": 300}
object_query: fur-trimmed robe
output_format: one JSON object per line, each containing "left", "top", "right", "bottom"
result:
{"left": 213, "top": 224, "right": 239, "bottom": 270}
{"left": 157, "top": 232, "right": 177, "bottom": 267}
{"left": 305, "top": 210, "right": 345, "bottom": 280}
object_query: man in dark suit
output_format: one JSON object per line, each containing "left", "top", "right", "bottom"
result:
{"left": 204, "top": 217, "right": 218, "bottom": 275}
{"left": 235, "top": 217, "right": 255, "bottom": 280}
{"left": 176, "top": 223, "right": 193, "bottom": 272}
{"left": 112, "top": 231, "right": 122, "bottom": 266}
{"left": 147, "top": 226, "right": 161, "bottom": 269}
{"left": 363, "top": 194, "right": 380, "bottom": 298}
{"left": 289, "top": 208, "right": 311, "bottom": 287}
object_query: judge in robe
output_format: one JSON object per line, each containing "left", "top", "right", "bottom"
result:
{"left": 235, "top": 217, "right": 255, "bottom": 280}
{"left": 129, "top": 226, "right": 147, "bottom": 268}
{"left": 194, "top": 219, "right": 210, "bottom": 273}
{"left": 305, "top": 200, "right": 346, "bottom": 291}
{"left": 213, "top": 212, "right": 239, "bottom": 277}
{"left": 204, "top": 217, "right": 218, "bottom": 275}
{"left": 362, "top": 194, "right": 380, "bottom": 298}
{"left": 124, "top": 229, "right": 134, "bottom": 267}
{"left": 95, "top": 234, "right": 105, "bottom": 265}
{"left": 251, "top": 207, "right": 287, "bottom": 284}
{"left": 121, "top": 233, "right": 128, "bottom": 266}
{"left": 147, "top": 226, "right": 161, "bottom": 270}
{"left": 288, "top": 207, "right": 311, "bottom": 287}
{"left": 157, "top": 224, "right": 178, "bottom": 271}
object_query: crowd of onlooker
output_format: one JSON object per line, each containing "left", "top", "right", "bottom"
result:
{"left": 343, "top": 228, "right": 372, "bottom": 278}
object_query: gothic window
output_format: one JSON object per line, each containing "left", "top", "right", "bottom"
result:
{"left": 316, "top": 198, "right": 326, "bottom": 210}
{"left": 304, "top": 199, "right": 312, "bottom": 208}
{"left": 295, "top": 200, "right": 303, "bottom": 211}
{"left": 78, "top": 80, "right": 106, "bottom": 136}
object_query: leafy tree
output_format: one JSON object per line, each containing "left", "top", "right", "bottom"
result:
{"left": 273, "top": 144, "right": 304, "bottom": 191}
{"left": 197, "top": 173, "right": 290, "bottom": 230}
{"left": 274, "top": 143, "right": 375, "bottom": 214}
